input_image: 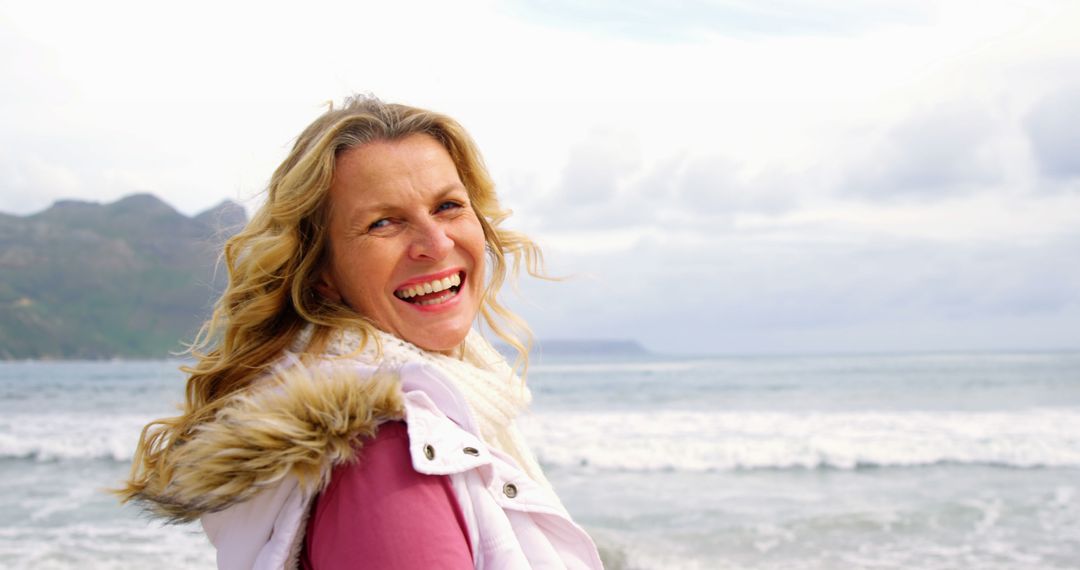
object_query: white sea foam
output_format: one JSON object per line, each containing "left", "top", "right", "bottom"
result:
{"left": 0, "top": 413, "right": 156, "bottom": 462}
{"left": 7, "top": 406, "right": 1080, "bottom": 470}
{"left": 520, "top": 408, "right": 1080, "bottom": 472}
{"left": 0, "top": 521, "right": 215, "bottom": 570}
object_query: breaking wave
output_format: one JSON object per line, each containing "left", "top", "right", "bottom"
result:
{"left": 6, "top": 407, "right": 1080, "bottom": 471}
{"left": 522, "top": 408, "right": 1080, "bottom": 472}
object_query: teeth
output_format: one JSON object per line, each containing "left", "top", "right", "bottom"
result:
{"left": 395, "top": 273, "right": 463, "bottom": 300}
{"left": 416, "top": 291, "right": 454, "bottom": 306}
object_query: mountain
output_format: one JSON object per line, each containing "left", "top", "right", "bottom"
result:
{"left": 0, "top": 194, "right": 246, "bottom": 359}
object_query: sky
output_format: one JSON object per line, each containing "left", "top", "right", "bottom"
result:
{"left": 2, "top": 0, "right": 1079, "bottom": 354}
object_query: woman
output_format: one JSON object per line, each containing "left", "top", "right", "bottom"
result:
{"left": 119, "top": 95, "right": 603, "bottom": 569}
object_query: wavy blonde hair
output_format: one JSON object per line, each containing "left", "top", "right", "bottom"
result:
{"left": 119, "top": 95, "right": 544, "bottom": 503}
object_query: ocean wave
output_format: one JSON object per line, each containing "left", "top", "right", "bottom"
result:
{"left": 520, "top": 408, "right": 1080, "bottom": 472}
{"left": 7, "top": 407, "right": 1080, "bottom": 469}
{"left": 0, "top": 413, "right": 157, "bottom": 462}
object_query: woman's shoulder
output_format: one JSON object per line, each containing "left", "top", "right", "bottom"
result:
{"left": 303, "top": 421, "right": 475, "bottom": 569}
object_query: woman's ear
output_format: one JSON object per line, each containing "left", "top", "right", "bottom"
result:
{"left": 313, "top": 271, "right": 342, "bottom": 303}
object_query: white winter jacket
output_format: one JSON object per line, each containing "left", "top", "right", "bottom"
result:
{"left": 139, "top": 360, "right": 602, "bottom": 569}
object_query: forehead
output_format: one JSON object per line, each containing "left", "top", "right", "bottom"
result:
{"left": 330, "top": 134, "right": 461, "bottom": 201}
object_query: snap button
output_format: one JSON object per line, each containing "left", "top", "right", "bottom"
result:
{"left": 423, "top": 444, "right": 435, "bottom": 460}
{"left": 502, "top": 482, "right": 518, "bottom": 499}
{"left": 462, "top": 446, "right": 479, "bottom": 456}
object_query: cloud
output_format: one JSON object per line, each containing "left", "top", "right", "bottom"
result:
{"left": 526, "top": 127, "right": 805, "bottom": 234}
{"left": 556, "top": 128, "right": 642, "bottom": 205}
{"left": 515, "top": 225, "right": 1080, "bottom": 353}
{"left": 0, "top": 153, "right": 83, "bottom": 214}
{"left": 1025, "top": 85, "right": 1080, "bottom": 181}
{"left": 519, "top": 128, "right": 648, "bottom": 230}
{"left": 843, "top": 103, "right": 1007, "bottom": 199}
{"left": 675, "top": 155, "right": 800, "bottom": 215}
{"left": 505, "top": 0, "right": 933, "bottom": 41}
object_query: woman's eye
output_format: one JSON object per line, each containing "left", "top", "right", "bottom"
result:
{"left": 436, "top": 201, "right": 462, "bottom": 213}
{"left": 368, "top": 218, "right": 391, "bottom": 231}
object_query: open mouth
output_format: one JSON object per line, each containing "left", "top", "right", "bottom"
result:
{"left": 394, "top": 271, "right": 464, "bottom": 307}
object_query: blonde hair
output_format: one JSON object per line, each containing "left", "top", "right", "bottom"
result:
{"left": 118, "top": 95, "right": 544, "bottom": 503}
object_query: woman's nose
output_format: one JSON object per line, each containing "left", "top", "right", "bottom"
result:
{"left": 408, "top": 220, "right": 454, "bottom": 261}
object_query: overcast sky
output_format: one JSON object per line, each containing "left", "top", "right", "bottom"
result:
{"left": 2, "top": 0, "right": 1078, "bottom": 354}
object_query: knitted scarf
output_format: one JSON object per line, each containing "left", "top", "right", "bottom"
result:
{"left": 294, "top": 326, "right": 550, "bottom": 488}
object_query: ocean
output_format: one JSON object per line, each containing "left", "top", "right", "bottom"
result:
{"left": 1, "top": 351, "right": 1078, "bottom": 569}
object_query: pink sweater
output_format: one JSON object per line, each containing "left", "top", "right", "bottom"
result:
{"left": 301, "top": 421, "right": 474, "bottom": 569}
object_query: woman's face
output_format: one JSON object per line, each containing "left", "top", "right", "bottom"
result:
{"left": 317, "top": 134, "right": 487, "bottom": 353}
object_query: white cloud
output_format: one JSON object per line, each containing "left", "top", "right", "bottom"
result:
{"left": 0, "top": 154, "right": 82, "bottom": 213}
{"left": 1025, "top": 85, "right": 1080, "bottom": 181}
{"left": 504, "top": 0, "right": 936, "bottom": 40}
{"left": 842, "top": 103, "right": 1008, "bottom": 198}
{"left": 513, "top": 221, "right": 1080, "bottom": 353}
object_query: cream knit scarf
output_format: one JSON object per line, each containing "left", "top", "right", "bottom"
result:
{"left": 296, "top": 326, "right": 550, "bottom": 488}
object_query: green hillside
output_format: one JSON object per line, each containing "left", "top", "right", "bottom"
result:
{"left": 0, "top": 194, "right": 246, "bottom": 359}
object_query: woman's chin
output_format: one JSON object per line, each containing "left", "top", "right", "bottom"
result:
{"left": 386, "top": 289, "right": 480, "bottom": 354}
{"left": 392, "top": 320, "right": 472, "bottom": 355}
{"left": 410, "top": 334, "right": 468, "bottom": 355}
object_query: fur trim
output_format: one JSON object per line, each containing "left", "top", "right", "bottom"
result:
{"left": 130, "top": 364, "right": 405, "bottom": 523}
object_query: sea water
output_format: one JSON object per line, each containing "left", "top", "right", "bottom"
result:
{"left": 1, "top": 352, "right": 1078, "bottom": 569}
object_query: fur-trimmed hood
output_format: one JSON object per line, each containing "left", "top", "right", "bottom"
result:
{"left": 130, "top": 364, "right": 405, "bottom": 523}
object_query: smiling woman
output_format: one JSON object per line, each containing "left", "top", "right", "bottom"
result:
{"left": 116, "top": 95, "right": 602, "bottom": 569}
